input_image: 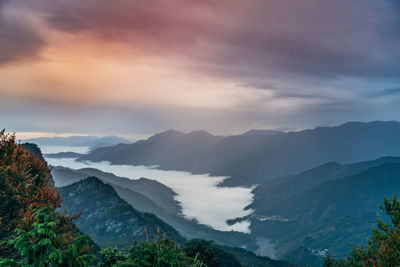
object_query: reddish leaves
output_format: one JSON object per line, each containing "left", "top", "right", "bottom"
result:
{"left": 0, "top": 130, "right": 61, "bottom": 237}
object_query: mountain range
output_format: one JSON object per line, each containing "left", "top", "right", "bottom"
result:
{"left": 23, "top": 135, "right": 130, "bottom": 148}
{"left": 249, "top": 157, "right": 400, "bottom": 265}
{"left": 79, "top": 121, "right": 400, "bottom": 186}
{"left": 56, "top": 176, "right": 296, "bottom": 267}
{"left": 51, "top": 166, "right": 252, "bottom": 249}
{"left": 54, "top": 156, "right": 400, "bottom": 265}
{"left": 32, "top": 120, "right": 400, "bottom": 266}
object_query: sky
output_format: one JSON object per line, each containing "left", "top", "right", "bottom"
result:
{"left": 1, "top": 0, "right": 400, "bottom": 138}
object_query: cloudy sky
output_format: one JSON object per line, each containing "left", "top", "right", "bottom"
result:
{"left": 1, "top": 0, "right": 400, "bottom": 138}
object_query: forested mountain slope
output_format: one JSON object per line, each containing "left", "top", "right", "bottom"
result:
{"left": 250, "top": 160, "right": 400, "bottom": 265}
{"left": 51, "top": 166, "right": 252, "bottom": 249}
{"left": 57, "top": 177, "right": 185, "bottom": 248}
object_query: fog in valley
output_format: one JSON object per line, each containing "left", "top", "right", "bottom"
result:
{"left": 45, "top": 149, "right": 255, "bottom": 233}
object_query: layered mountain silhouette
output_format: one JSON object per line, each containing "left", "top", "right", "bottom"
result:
{"left": 249, "top": 157, "right": 400, "bottom": 265}
{"left": 23, "top": 135, "right": 130, "bottom": 148}
{"left": 51, "top": 166, "right": 252, "bottom": 249}
{"left": 79, "top": 121, "right": 400, "bottom": 186}
{"left": 46, "top": 152, "right": 85, "bottom": 158}
{"left": 56, "top": 175, "right": 296, "bottom": 267}
{"left": 57, "top": 176, "right": 184, "bottom": 248}
{"left": 31, "top": 121, "right": 400, "bottom": 265}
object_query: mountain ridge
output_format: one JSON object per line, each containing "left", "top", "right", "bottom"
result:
{"left": 57, "top": 176, "right": 185, "bottom": 248}
{"left": 249, "top": 157, "right": 400, "bottom": 265}
{"left": 79, "top": 121, "right": 400, "bottom": 186}
{"left": 51, "top": 166, "right": 253, "bottom": 249}
{"left": 23, "top": 135, "right": 130, "bottom": 148}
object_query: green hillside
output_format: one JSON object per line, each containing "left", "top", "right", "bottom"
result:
{"left": 250, "top": 161, "right": 400, "bottom": 265}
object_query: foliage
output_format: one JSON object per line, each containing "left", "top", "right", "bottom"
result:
{"left": 62, "top": 235, "right": 96, "bottom": 267}
{"left": 0, "top": 131, "right": 95, "bottom": 266}
{"left": 100, "top": 247, "right": 127, "bottom": 267}
{"left": 0, "top": 257, "right": 19, "bottom": 267}
{"left": 323, "top": 195, "right": 400, "bottom": 266}
{"left": 10, "top": 207, "right": 63, "bottom": 266}
{"left": 0, "top": 129, "right": 295, "bottom": 267}
{"left": 189, "top": 253, "right": 207, "bottom": 267}
{"left": 0, "top": 130, "right": 61, "bottom": 239}
{"left": 184, "top": 240, "right": 219, "bottom": 266}
{"left": 5, "top": 207, "right": 94, "bottom": 267}
{"left": 99, "top": 236, "right": 215, "bottom": 267}
{"left": 127, "top": 238, "right": 185, "bottom": 266}
{"left": 183, "top": 240, "right": 242, "bottom": 267}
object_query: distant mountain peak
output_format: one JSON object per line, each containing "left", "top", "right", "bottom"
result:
{"left": 23, "top": 135, "right": 130, "bottom": 147}
{"left": 329, "top": 120, "right": 400, "bottom": 129}
{"left": 146, "top": 130, "right": 184, "bottom": 141}
{"left": 240, "top": 129, "right": 282, "bottom": 136}
{"left": 188, "top": 130, "right": 214, "bottom": 137}
{"left": 163, "top": 129, "right": 184, "bottom": 135}
{"left": 81, "top": 176, "right": 104, "bottom": 185}
{"left": 141, "top": 129, "right": 219, "bottom": 144}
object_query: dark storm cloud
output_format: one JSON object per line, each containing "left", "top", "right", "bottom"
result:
{"left": 0, "top": 0, "right": 45, "bottom": 64}
{"left": 23, "top": 0, "right": 400, "bottom": 81}
{"left": 1, "top": 0, "right": 400, "bottom": 135}
{"left": 2, "top": 0, "right": 400, "bottom": 79}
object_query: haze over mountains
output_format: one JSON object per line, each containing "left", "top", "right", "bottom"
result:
{"left": 20, "top": 120, "right": 400, "bottom": 266}
{"left": 51, "top": 166, "right": 252, "bottom": 249}
{"left": 54, "top": 173, "right": 296, "bottom": 267}
{"left": 80, "top": 121, "right": 400, "bottom": 186}
{"left": 250, "top": 157, "right": 400, "bottom": 265}
{"left": 4, "top": 0, "right": 400, "bottom": 264}
{"left": 23, "top": 135, "right": 130, "bottom": 148}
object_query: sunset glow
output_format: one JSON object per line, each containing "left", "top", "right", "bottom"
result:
{"left": 1, "top": 0, "right": 400, "bottom": 136}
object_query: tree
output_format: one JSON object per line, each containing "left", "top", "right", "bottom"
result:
{"left": 7, "top": 207, "right": 94, "bottom": 267}
{"left": 323, "top": 195, "right": 400, "bottom": 266}
{"left": 0, "top": 130, "right": 61, "bottom": 239}
{"left": 10, "top": 207, "right": 63, "bottom": 266}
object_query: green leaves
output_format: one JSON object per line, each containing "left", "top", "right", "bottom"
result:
{"left": 100, "top": 247, "right": 127, "bottom": 267}
{"left": 6, "top": 207, "right": 94, "bottom": 267}
{"left": 0, "top": 257, "right": 19, "bottom": 267}
{"left": 49, "top": 251, "right": 61, "bottom": 263}
{"left": 382, "top": 195, "right": 400, "bottom": 228}
{"left": 99, "top": 238, "right": 210, "bottom": 267}
{"left": 62, "top": 235, "right": 95, "bottom": 267}
{"left": 323, "top": 195, "right": 400, "bottom": 266}
{"left": 0, "top": 131, "right": 61, "bottom": 239}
